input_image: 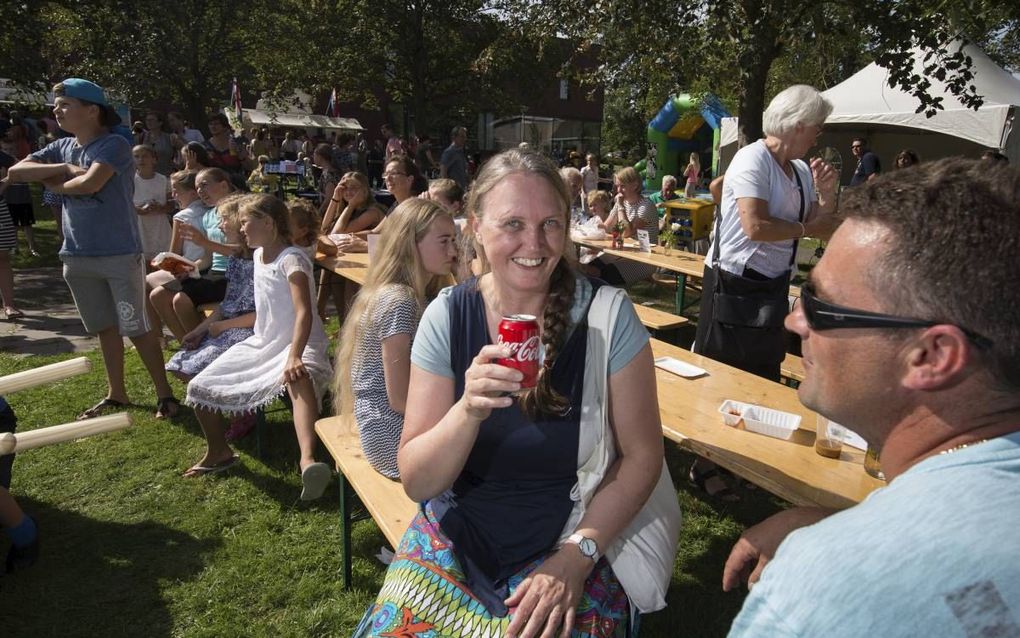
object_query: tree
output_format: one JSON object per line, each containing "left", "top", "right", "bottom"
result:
{"left": 502, "top": 0, "right": 1015, "bottom": 146}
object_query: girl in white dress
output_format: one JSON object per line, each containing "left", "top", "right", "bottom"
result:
{"left": 183, "top": 194, "right": 334, "bottom": 500}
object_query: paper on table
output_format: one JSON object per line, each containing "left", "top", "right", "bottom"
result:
{"left": 636, "top": 229, "right": 651, "bottom": 253}
{"left": 654, "top": 356, "right": 707, "bottom": 378}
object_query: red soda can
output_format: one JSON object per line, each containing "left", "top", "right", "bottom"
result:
{"left": 496, "top": 314, "right": 541, "bottom": 388}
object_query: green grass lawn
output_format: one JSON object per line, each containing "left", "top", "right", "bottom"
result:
{"left": 0, "top": 344, "right": 786, "bottom": 637}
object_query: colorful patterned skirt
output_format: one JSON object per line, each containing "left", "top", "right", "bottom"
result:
{"left": 353, "top": 501, "right": 635, "bottom": 638}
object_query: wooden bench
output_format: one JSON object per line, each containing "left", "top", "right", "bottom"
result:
{"left": 314, "top": 416, "right": 417, "bottom": 588}
{"left": 633, "top": 304, "right": 689, "bottom": 335}
{"left": 781, "top": 353, "right": 806, "bottom": 386}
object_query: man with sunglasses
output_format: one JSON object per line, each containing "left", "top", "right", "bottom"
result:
{"left": 848, "top": 137, "right": 880, "bottom": 186}
{"left": 724, "top": 157, "right": 1020, "bottom": 637}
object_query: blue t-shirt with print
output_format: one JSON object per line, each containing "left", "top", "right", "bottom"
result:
{"left": 30, "top": 134, "right": 141, "bottom": 257}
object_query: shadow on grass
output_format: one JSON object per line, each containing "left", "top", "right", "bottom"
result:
{"left": 640, "top": 446, "right": 786, "bottom": 637}
{"left": 1, "top": 497, "right": 220, "bottom": 637}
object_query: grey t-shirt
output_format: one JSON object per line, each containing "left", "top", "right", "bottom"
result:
{"left": 30, "top": 134, "right": 141, "bottom": 257}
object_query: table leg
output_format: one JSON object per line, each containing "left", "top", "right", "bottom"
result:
{"left": 339, "top": 472, "right": 352, "bottom": 589}
{"left": 676, "top": 274, "right": 687, "bottom": 315}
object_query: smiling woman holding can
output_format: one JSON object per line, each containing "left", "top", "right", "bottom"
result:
{"left": 351, "top": 149, "right": 677, "bottom": 638}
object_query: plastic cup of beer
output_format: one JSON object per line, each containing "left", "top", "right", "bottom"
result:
{"left": 814, "top": 416, "right": 845, "bottom": 459}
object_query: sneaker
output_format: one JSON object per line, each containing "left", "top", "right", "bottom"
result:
{"left": 225, "top": 413, "right": 257, "bottom": 442}
{"left": 6, "top": 517, "right": 39, "bottom": 574}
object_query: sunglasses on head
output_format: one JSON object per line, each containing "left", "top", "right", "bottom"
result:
{"left": 797, "top": 283, "right": 993, "bottom": 349}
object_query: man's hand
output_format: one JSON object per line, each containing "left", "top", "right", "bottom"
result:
{"left": 722, "top": 507, "right": 833, "bottom": 592}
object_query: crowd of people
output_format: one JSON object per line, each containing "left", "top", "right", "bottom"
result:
{"left": 1, "top": 75, "right": 1018, "bottom": 638}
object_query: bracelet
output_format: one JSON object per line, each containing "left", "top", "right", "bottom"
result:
{"left": 796, "top": 221, "right": 806, "bottom": 238}
{"left": 331, "top": 198, "right": 342, "bottom": 204}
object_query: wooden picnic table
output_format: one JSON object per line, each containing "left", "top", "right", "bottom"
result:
{"left": 312, "top": 246, "right": 874, "bottom": 507}
{"left": 315, "top": 251, "right": 369, "bottom": 286}
{"left": 650, "top": 338, "right": 882, "bottom": 509}
{"left": 573, "top": 236, "right": 800, "bottom": 315}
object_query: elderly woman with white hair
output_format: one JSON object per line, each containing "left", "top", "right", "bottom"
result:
{"left": 690, "top": 85, "right": 839, "bottom": 499}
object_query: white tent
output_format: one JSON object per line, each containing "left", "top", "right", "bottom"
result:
{"left": 821, "top": 42, "right": 1020, "bottom": 150}
{"left": 719, "top": 43, "right": 1020, "bottom": 173}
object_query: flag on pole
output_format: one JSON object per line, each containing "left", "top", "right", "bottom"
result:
{"left": 231, "top": 77, "right": 243, "bottom": 125}
{"left": 326, "top": 87, "right": 339, "bottom": 118}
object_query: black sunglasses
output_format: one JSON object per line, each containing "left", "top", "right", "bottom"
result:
{"left": 797, "top": 283, "right": 993, "bottom": 349}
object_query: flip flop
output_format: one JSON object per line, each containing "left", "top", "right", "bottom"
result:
{"left": 182, "top": 455, "right": 239, "bottom": 478}
{"left": 78, "top": 398, "right": 128, "bottom": 421}
{"left": 299, "top": 462, "right": 332, "bottom": 501}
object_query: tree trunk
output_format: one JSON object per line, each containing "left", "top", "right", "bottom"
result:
{"left": 737, "top": 58, "right": 770, "bottom": 147}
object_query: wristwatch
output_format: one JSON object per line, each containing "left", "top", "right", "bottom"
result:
{"left": 565, "top": 533, "right": 600, "bottom": 563}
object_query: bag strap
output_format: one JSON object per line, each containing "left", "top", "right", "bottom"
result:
{"left": 790, "top": 163, "right": 806, "bottom": 269}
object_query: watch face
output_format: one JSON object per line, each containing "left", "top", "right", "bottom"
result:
{"left": 579, "top": 538, "right": 597, "bottom": 558}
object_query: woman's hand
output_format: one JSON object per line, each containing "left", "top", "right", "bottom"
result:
{"left": 178, "top": 224, "right": 211, "bottom": 249}
{"left": 281, "top": 355, "right": 308, "bottom": 385}
{"left": 809, "top": 157, "right": 838, "bottom": 202}
{"left": 332, "top": 181, "right": 347, "bottom": 202}
{"left": 181, "top": 326, "right": 208, "bottom": 350}
{"left": 459, "top": 344, "right": 521, "bottom": 423}
{"left": 504, "top": 547, "right": 592, "bottom": 638}
{"left": 332, "top": 234, "right": 368, "bottom": 253}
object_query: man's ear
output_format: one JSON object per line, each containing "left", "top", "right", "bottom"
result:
{"left": 901, "top": 326, "right": 974, "bottom": 391}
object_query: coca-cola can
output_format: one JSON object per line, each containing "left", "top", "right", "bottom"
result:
{"left": 496, "top": 314, "right": 541, "bottom": 389}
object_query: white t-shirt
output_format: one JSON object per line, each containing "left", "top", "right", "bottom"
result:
{"left": 133, "top": 172, "right": 172, "bottom": 258}
{"left": 707, "top": 140, "right": 815, "bottom": 279}
{"left": 580, "top": 165, "right": 599, "bottom": 193}
{"left": 172, "top": 202, "right": 210, "bottom": 265}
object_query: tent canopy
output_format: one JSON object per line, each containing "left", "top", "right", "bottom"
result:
{"left": 821, "top": 42, "right": 1020, "bottom": 149}
{"left": 721, "top": 42, "right": 1019, "bottom": 151}
{"left": 240, "top": 108, "right": 363, "bottom": 132}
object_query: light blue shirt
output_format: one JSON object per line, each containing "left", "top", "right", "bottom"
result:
{"left": 202, "top": 206, "right": 228, "bottom": 272}
{"left": 729, "top": 431, "right": 1020, "bottom": 637}
{"left": 30, "top": 134, "right": 141, "bottom": 257}
{"left": 412, "top": 275, "right": 649, "bottom": 379}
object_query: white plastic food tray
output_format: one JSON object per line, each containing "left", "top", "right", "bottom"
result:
{"left": 718, "top": 400, "right": 801, "bottom": 440}
{"left": 654, "top": 356, "right": 707, "bottom": 379}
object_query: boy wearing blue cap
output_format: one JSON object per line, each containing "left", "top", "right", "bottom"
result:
{"left": 9, "top": 79, "right": 180, "bottom": 420}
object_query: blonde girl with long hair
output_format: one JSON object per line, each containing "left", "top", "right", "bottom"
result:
{"left": 684, "top": 151, "right": 701, "bottom": 197}
{"left": 333, "top": 198, "right": 458, "bottom": 478}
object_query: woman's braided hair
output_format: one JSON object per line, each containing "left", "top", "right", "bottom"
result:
{"left": 466, "top": 149, "right": 576, "bottom": 420}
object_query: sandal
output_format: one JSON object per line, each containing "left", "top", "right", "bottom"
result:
{"left": 300, "top": 462, "right": 332, "bottom": 501}
{"left": 155, "top": 396, "right": 180, "bottom": 420}
{"left": 690, "top": 466, "right": 741, "bottom": 503}
{"left": 3, "top": 307, "right": 25, "bottom": 320}
{"left": 78, "top": 398, "right": 128, "bottom": 421}
{"left": 182, "top": 455, "right": 239, "bottom": 478}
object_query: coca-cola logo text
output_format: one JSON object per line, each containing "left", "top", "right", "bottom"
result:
{"left": 497, "top": 334, "right": 540, "bottom": 362}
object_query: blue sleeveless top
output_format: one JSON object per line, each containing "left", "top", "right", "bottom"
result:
{"left": 429, "top": 277, "right": 601, "bottom": 616}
